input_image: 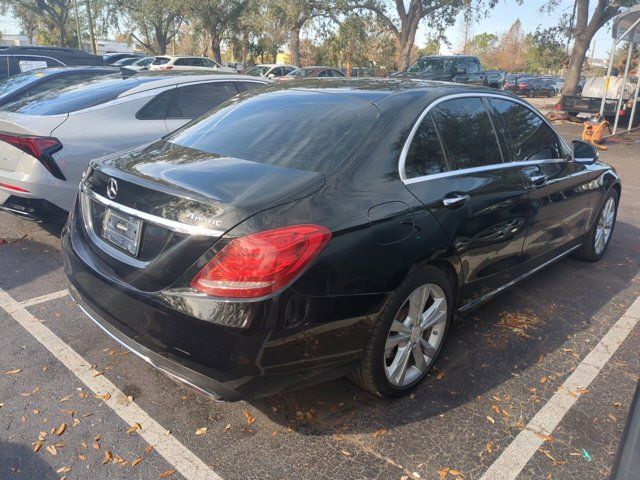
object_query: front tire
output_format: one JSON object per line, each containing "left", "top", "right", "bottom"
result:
{"left": 350, "top": 266, "right": 453, "bottom": 397}
{"left": 575, "top": 189, "right": 619, "bottom": 262}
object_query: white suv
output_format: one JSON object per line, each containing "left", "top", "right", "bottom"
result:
{"left": 149, "top": 56, "right": 236, "bottom": 73}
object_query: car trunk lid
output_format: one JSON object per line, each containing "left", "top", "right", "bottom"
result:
{"left": 77, "top": 141, "right": 325, "bottom": 292}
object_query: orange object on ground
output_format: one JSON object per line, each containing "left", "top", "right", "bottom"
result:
{"left": 581, "top": 117, "right": 610, "bottom": 150}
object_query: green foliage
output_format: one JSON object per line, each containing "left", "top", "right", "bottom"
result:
{"left": 523, "top": 27, "right": 568, "bottom": 74}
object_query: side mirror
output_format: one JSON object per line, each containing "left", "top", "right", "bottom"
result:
{"left": 572, "top": 140, "right": 598, "bottom": 164}
{"left": 267, "top": 73, "right": 275, "bottom": 79}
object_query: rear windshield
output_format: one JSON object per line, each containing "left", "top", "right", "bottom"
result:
{"left": 168, "top": 89, "right": 378, "bottom": 173}
{"left": 0, "top": 69, "right": 52, "bottom": 97}
{"left": 3, "top": 75, "right": 153, "bottom": 115}
{"left": 152, "top": 57, "right": 170, "bottom": 65}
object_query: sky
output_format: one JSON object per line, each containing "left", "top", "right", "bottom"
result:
{"left": 0, "top": 1, "right": 618, "bottom": 60}
{"left": 425, "top": 0, "right": 614, "bottom": 60}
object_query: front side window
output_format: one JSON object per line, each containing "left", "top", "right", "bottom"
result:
{"left": 405, "top": 113, "right": 448, "bottom": 179}
{"left": 466, "top": 59, "right": 480, "bottom": 73}
{"left": 431, "top": 97, "right": 503, "bottom": 171}
{"left": 202, "top": 58, "right": 215, "bottom": 68}
{"left": 489, "top": 98, "right": 563, "bottom": 161}
{"left": 166, "top": 82, "right": 238, "bottom": 119}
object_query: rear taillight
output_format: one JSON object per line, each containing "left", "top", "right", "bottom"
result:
{"left": 159, "top": 65, "right": 173, "bottom": 70}
{"left": 0, "top": 132, "right": 65, "bottom": 180}
{"left": 191, "top": 224, "right": 331, "bottom": 298}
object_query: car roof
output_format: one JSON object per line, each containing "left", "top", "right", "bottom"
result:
{"left": 257, "top": 78, "right": 521, "bottom": 107}
{"left": 0, "top": 46, "right": 95, "bottom": 55}
{"left": 254, "top": 64, "right": 295, "bottom": 68}
{"left": 157, "top": 55, "right": 211, "bottom": 59}
{"left": 119, "top": 72, "right": 269, "bottom": 95}
{"left": 28, "top": 66, "right": 120, "bottom": 76}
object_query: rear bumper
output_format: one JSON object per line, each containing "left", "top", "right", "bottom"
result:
{"left": 61, "top": 211, "right": 383, "bottom": 400}
{"left": 0, "top": 195, "right": 68, "bottom": 222}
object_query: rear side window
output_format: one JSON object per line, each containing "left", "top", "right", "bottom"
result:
{"left": 3, "top": 75, "right": 143, "bottom": 115}
{"left": 489, "top": 98, "right": 563, "bottom": 161}
{"left": 238, "top": 81, "right": 265, "bottom": 92}
{"left": 136, "top": 88, "right": 175, "bottom": 120}
{"left": 431, "top": 97, "right": 503, "bottom": 170}
{"left": 405, "top": 114, "right": 447, "bottom": 178}
{"left": 166, "top": 82, "right": 238, "bottom": 119}
{"left": 28, "top": 73, "right": 98, "bottom": 96}
{"left": 152, "top": 57, "right": 170, "bottom": 65}
{"left": 168, "top": 89, "right": 378, "bottom": 173}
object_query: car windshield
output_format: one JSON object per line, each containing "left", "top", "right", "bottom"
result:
{"left": 245, "top": 66, "right": 270, "bottom": 76}
{"left": 0, "top": 69, "right": 51, "bottom": 97}
{"left": 3, "top": 75, "right": 152, "bottom": 115}
{"left": 287, "top": 68, "right": 311, "bottom": 77}
{"left": 167, "top": 89, "right": 378, "bottom": 173}
{"left": 152, "top": 57, "right": 170, "bottom": 65}
{"left": 406, "top": 58, "right": 455, "bottom": 73}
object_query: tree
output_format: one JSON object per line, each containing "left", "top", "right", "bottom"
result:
{"left": 557, "top": 0, "right": 640, "bottom": 97}
{"left": 0, "top": 0, "right": 72, "bottom": 46}
{"left": 119, "top": 0, "right": 184, "bottom": 54}
{"left": 187, "top": 0, "right": 247, "bottom": 63}
{"left": 524, "top": 27, "right": 568, "bottom": 74}
{"left": 346, "top": 0, "right": 497, "bottom": 72}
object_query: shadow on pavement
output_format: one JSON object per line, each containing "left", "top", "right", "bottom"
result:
{"left": 249, "top": 221, "right": 640, "bottom": 436}
{"left": 0, "top": 441, "right": 57, "bottom": 479}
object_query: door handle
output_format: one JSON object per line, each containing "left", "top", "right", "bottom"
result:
{"left": 528, "top": 174, "right": 547, "bottom": 186}
{"left": 442, "top": 194, "right": 470, "bottom": 209}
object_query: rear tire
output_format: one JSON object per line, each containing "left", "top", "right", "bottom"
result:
{"left": 350, "top": 266, "right": 453, "bottom": 397}
{"left": 575, "top": 189, "right": 619, "bottom": 262}
{"left": 528, "top": 90, "right": 535, "bottom": 98}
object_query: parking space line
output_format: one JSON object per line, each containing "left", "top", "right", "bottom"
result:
{"left": 18, "top": 289, "right": 69, "bottom": 308}
{"left": 0, "top": 287, "right": 222, "bottom": 480}
{"left": 479, "top": 294, "right": 640, "bottom": 480}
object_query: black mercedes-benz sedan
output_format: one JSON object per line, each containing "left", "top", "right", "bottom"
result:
{"left": 62, "top": 79, "right": 621, "bottom": 400}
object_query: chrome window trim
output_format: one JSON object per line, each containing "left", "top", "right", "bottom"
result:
{"left": 398, "top": 92, "right": 571, "bottom": 184}
{"left": 81, "top": 185, "right": 224, "bottom": 237}
{"left": 0, "top": 54, "right": 67, "bottom": 66}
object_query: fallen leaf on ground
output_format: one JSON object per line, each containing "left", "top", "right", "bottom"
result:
{"left": 608, "top": 414, "right": 617, "bottom": 423}
{"left": 160, "top": 469, "right": 176, "bottom": 478}
{"left": 56, "top": 467, "right": 71, "bottom": 473}
{"left": 102, "top": 450, "right": 113, "bottom": 464}
{"left": 195, "top": 427, "right": 208, "bottom": 435}
{"left": 54, "top": 423, "right": 67, "bottom": 436}
{"left": 127, "top": 422, "right": 142, "bottom": 434}
{"left": 491, "top": 405, "right": 500, "bottom": 414}
{"left": 78, "top": 454, "right": 87, "bottom": 461}
{"left": 95, "top": 393, "right": 111, "bottom": 401}
{"left": 33, "top": 441, "right": 43, "bottom": 452}
{"left": 223, "top": 423, "right": 231, "bottom": 432}
{"left": 131, "top": 457, "right": 143, "bottom": 467}
{"left": 4, "top": 368, "right": 21, "bottom": 374}
{"left": 373, "top": 428, "right": 387, "bottom": 438}
{"left": 486, "top": 442, "right": 493, "bottom": 453}
{"left": 72, "top": 418, "right": 80, "bottom": 427}
{"left": 438, "top": 468, "right": 450, "bottom": 480}
{"left": 534, "top": 432, "right": 553, "bottom": 442}
{"left": 144, "top": 445, "right": 154, "bottom": 454}
{"left": 340, "top": 449, "right": 351, "bottom": 456}
{"left": 540, "top": 376, "right": 548, "bottom": 384}
{"left": 243, "top": 409, "right": 255, "bottom": 425}
{"left": 45, "top": 445, "right": 57, "bottom": 456}
{"left": 486, "top": 416, "right": 495, "bottom": 424}
{"left": 93, "top": 442, "right": 100, "bottom": 450}
{"left": 449, "top": 470, "right": 464, "bottom": 477}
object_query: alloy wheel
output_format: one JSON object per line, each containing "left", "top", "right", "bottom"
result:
{"left": 595, "top": 197, "right": 616, "bottom": 255}
{"left": 384, "top": 283, "right": 447, "bottom": 387}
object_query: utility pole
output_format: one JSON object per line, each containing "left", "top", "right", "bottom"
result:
{"left": 73, "top": 0, "right": 82, "bottom": 50}
{"left": 85, "top": 0, "right": 98, "bottom": 54}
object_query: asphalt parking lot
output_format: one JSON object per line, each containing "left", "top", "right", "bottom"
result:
{"left": 1, "top": 122, "right": 639, "bottom": 480}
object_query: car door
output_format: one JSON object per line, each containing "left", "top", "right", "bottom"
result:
{"left": 164, "top": 81, "right": 239, "bottom": 132}
{"left": 401, "top": 96, "right": 533, "bottom": 305}
{"left": 465, "top": 58, "right": 485, "bottom": 86}
{"left": 487, "top": 97, "right": 592, "bottom": 262}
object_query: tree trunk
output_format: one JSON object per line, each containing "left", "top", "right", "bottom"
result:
{"left": 290, "top": 25, "right": 302, "bottom": 67}
{"left": 397, "top": 20, "right": 419, "bottom": 72}
{"left": 241, "top": 32, "right": 248, "bottom": 66}
{"left": 563, "top": 34, "right": 590, "bottom": 97}
{"left": 210, "top": 26, "right": 222, "bottom": 63}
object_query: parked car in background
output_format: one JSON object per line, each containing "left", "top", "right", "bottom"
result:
{"left": 0, "top": 46, "right": 105, "bottom": 80}
{"left": 0, "top": 66, "right": 119, "bottom": 108}
{"left": 103, "top": 53, "right": 143, "bottom": 65}
{"left": 282, "top": 66, "right": 346, "bottom": 80}
{"left": 149, "top": 56, "right": 236, "bottom": 73}
{"left": 0, "top": 72, "right": 269, "bottom": 221}
{"left": 393, "top": 55, "right": 486, "bottom": 86}
{"left": 485, "top": 70, "right": 506, "bottom": 89}
{"left": 122, "top": 56, "right": 155, "bottom": 72}
{"left": 511, "top": 77, "right": 555, "bottom": 97}
{"left": 540, "top": 76, "right": 565, "bottom": 94}
{"left": 111, "top": 57, "right": 143, "bottom": 68}
{"left": 244, "top": 64, "right": 297, "bottom": 79}
{"left": 62, "top": 79, "right": 620, "bottom": 401}
{"left": 504, "top": 74, "right": 533, "bottom": 92}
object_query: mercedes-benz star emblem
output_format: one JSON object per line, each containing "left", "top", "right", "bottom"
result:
{"left": 106, "top": 178, "right": 118, "bottom": 200}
